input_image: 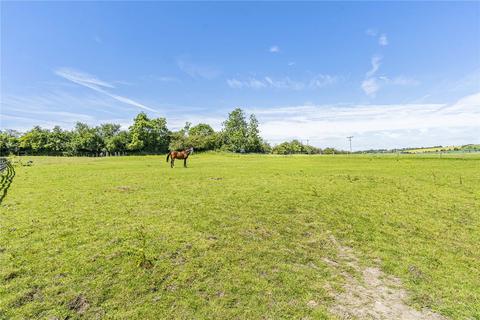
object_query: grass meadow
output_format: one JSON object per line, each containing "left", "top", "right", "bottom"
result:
{"left": 1, "top": 153, "right": 479, "bottom": 319}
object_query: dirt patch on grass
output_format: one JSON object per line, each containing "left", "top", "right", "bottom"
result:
{"left": 325, "top": 237, "right": 447, "bottom": 320}
{"left": 115, "top": 185, "right": 135, "bottom": 192}
{"left": 12, "top": 287, "right": 43, "bottom": 307}
{"left": 4, "top": 270, "right": 19, "bottom": 281}
{"left": 68, "top": 294, "right": 89, "bottom": 314}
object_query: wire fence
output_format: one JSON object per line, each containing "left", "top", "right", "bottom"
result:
{"left": 0, "top": 157, "right": 15, "bottom": 204}
{"left": 0, "top": 158, "right": 9, "bottom": 173}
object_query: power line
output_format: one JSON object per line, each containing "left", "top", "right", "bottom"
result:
{"left": 347, "top": 136, "right": 353, "bottom": 153}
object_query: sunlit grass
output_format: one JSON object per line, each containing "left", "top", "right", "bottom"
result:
{"left": 1, "top": 153, "right": 479, "bottom": 319}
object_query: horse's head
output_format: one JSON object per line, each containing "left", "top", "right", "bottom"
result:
{"left": 188, "top": 147, "right": 194, "bottom": 154}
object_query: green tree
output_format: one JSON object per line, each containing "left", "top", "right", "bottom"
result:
{"left": 70, "top": 123, "right": 104, "bottom": 155}
{"left": 128, "top": 113, "right": 170, "bottom": 153}
{"left": 221, "top": 108, "right": 248, "bottom": 152}
{"left": 187, "top": 123, "right": 217, "bottom": 151}
{"left": 0, "top": 130, "right": 20, "bottom": 156}
{"left": 246, "top": 114, "right": 263, "bottom": 153}
{"left": 45, "top": 126, "right": 71, "bottom": 155}
{"left": 272, "top": 140, "right": 321, "bottom": 155}
{"left": 149, "top": 117, "right": 170, "bottom": 152}
{"left": 19, "top": 126, "right": 49, "bottom": 154}
{"left": 168, "top": 122, "right": 190, "bottom": 151}
{"left": 106, "top": 131, "right": 129, "bottom": 154}
{"left": 98, "top": 123, "right": 128, "bottom": 153}
{"left": 322, "top": 147, "right": 346, "bottom": 154}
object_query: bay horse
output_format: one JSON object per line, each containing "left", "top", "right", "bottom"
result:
{"left": 166, "top": 147, "right": 194, "bottom": 168}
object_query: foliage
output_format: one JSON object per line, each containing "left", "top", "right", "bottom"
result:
{"left": 1, "top": 108, "right": 332, "bottom": 156}
{"left": 245, "top": 114, "right": 264, "bottom": 152}
{"left": 47, "top": 126, "right": 72, "bottom": 155}
{"left": 221, "top": 108, "right": 248, "bottom": 152}
{"left": 128, "top": 113, "right": 170, "bottom": 153}
{"left": 18, "top": 126, "right": 50, "bottom": 155}
{"left": 168, "top": 125, "right": 189, "bottom": 151}
{"left": 188, "top": 123, "right": 218, "bottom": 151}
{"left": 98, "top": 124, "right": 129, "bottom": 154}
{"left": 70, "top": 123, "right": 104, "bottom": 155}
{"left": 0, "top": 130, "right": 20, "bottom": 156}
{"left": 322, "top": 147, "right": 347, "bottom": 155}
{"left": 220, "top": 108, "right": 269, "bottom": 153}
{"left": 272, "top": 140, "right": 321, "bottom": 154}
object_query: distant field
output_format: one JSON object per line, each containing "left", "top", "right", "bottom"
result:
{"left": 1, "top": 154, "right": 479, "bottom": 319}
{"left": 405, "top": 144, "right": 480, "bottom": 154}
{"left": 406, "top": 146, "right": 457, "bottom": 153}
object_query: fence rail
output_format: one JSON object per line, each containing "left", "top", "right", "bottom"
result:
{"left": 0, "top": 158, "right": 9, "bottom": 173}
{"left": 0, "top": 157, "right": 15, "bottom": 204}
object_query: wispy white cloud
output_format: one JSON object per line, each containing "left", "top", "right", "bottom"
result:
{"left": 264, "top": 76, "right": 304, "bottom": 90}
{"left": 361, "top": 78, "right": 380, "bottom": 97}
{"left": 55, "top": 68, "right": 159, "bottom": 113}
{"left": 227, "top": 74, "right": 339, "bottom": 90}
{"left": 227, "top": 78, "right": 266, "bottom": 89}
{"left": 450, "top": 69, "right": 480, "bottom": 92}
{"left": 225, "top": 78, "right": 244, "bottom": 89}
{"left": 269, "top": 45, "right": 280, "bottom": 53}
{"left": 379, "top": 76, "right": 420, "bottom": 86}
{"left": 288, "top": 61, "right": 296, "bottom": 66}
{"left": 309, "top": 74, "right": 339, "bottom": 88}
{"left": 56, "top": 68, "right": 114, "bottom": 89}
{"left": 1, "top": 94, "right": 102, "bottom": 131}
{"left": 139, "top": 75, "right": 180, "bottom": 83}
{"left": 155, "top": 76, "right": 180, "bottom": 82}
{"left": 378, "top": 33, "right": 388, "bottom": 46}
{"left": 94, "top": 35, "right": 102, "bottom": 44}
{"left": 362, "top": 55, "right": 382, "bottom": 97}
{"left": 1, "top": 88, "right": 207, "bottom": 132}
{"left": 439, "top": 91, "right": 480, "bottom": 114}
{"left": 0, "top": 89, "right": 136, "bottom": 131}
{"left": 248, "top": 92, "right": 480, "bottom": 149}
{"left": 177, "top": 58, "right": 220, "bottom": 79}
{"left": 366, "top": 55, "right": 382, "bottom": 78}
{"left": 366, "top": 28, "right": 388, "bottom": 47}
{"left": 365, "top": 28, "right": 378, "bottom": 37}
{"left": 362, "top": 56, "right": 419, "bottom": 97}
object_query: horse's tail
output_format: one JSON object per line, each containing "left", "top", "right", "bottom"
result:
{"left": 166, "top": 152, "right": 170, "bottom": 162}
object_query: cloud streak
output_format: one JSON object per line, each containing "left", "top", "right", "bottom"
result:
{"left": 55, "top": 68, "right": 159, "bottom": 113}
{"left": 269, "top": 45, "right": 280, "bottom": 53}
{"left": 366, "top": 28, "right": 388, "bottom": 47}
{"left": 248, "top": 92, "right": 480, "bottom": 149}
{"left": 0, "top": 90, "right": 135, "bottom": 131}
{"left": 378, "top": 33, "right": 388, "bottom": 46}
{"left": 362, "top": 55, "right": 382, "bottom": 96}
{"left": 361, "top": 56, "right": 419, "bottom": 97}
{"left": 227, "top": 74, "right": 339, "bottom": 90}
{"left": 177, "top": 59, "right": 220, "bottom": 79}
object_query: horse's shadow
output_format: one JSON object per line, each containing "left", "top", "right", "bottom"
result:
{"left": 0, "top": 161, "right": 15, "bottom": 204}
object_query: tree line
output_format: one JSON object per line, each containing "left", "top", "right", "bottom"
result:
{"left": 0, "top": 108, "right": 343, "bottom": 156}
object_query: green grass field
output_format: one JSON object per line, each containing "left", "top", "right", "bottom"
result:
{"left": 1, "top": 153, "right": 479, "bottom": 319}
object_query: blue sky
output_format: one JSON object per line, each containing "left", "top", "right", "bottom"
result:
{"left": 1, "top": 1, "right": 479, "bottom": 150}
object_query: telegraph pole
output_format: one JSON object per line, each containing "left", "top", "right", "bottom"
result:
{"left": 347, "top": 136, "right": 353, "bottom": 154}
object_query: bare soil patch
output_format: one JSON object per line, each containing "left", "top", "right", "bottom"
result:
{"left": 325, "top": 237, "right": 447, "bottom": 320}
{"left": 68, "top": 294, "right": 89, "bottom": 314}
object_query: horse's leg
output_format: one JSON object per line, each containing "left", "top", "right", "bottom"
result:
{"left": 184, "top": 158, "right": 187, "bottom": 168}
{"left": 171, "top": 158, "right": 174, "bottom": 168}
